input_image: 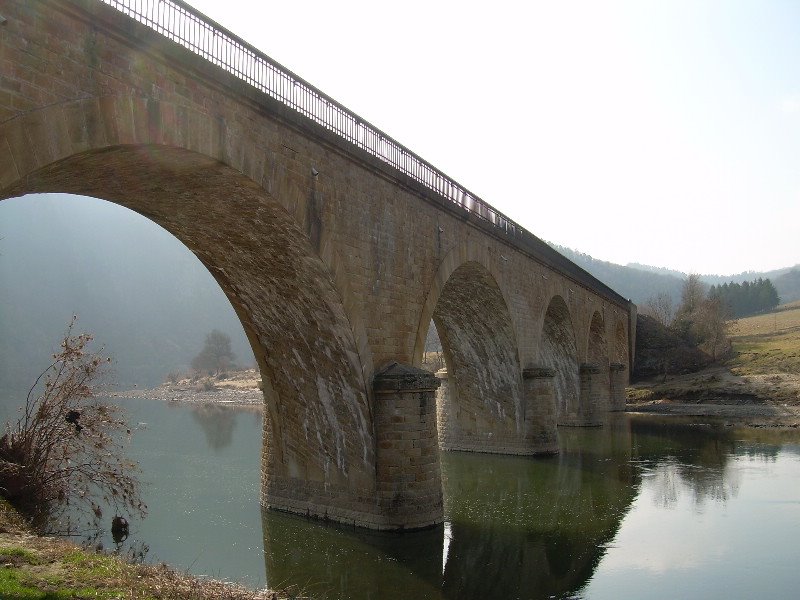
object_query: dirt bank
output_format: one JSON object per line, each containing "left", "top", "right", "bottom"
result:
{"left": 627, "top": 365, "right": 800, "bottom": 428}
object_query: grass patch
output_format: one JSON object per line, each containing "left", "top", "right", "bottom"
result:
{"left": 0, "top": 501, "right": 291, "bottom": 600}
{"left": 0, "top": 546, "right": 41, "bottom": 565}
{"left": 0, "top": 567, "right": 117, "bottom": 600}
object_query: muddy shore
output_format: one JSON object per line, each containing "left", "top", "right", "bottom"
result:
{"left": 626, "top": 365, "right": 800, "bottom": 428}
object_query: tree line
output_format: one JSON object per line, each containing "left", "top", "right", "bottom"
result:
{"left": 640, "top": 275, "right": 732, "bottom": 379}
{"left": 708, "top": 278, "right": 780, "bottom": 318}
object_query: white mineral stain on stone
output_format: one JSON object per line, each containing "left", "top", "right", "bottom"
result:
{"left": 316, "top": 375, "right": 347, "bottom": 472}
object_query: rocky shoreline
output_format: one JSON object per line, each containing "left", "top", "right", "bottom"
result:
{"left": 114, "top": 369, "right": 263, "bottom": 406}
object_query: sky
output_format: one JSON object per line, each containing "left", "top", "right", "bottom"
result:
{"left": 180, "top": 1, "right": 798, "bottom": 275}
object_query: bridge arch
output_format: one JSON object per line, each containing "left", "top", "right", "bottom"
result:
{"left": 414, "top": 244, "right": 527, "bottom": 453}
{"left": 0, "top": 99, "right": 382, "bottom": 525}
{"left": 412, "top": 243, "right": 513, "bottom": 365}
{"left": 586, "top": 310, "right": 610, "bottom": 411}
{"left": 538, "top": 295, "right": 580, "bottom": 423}
{"left": 1, "top": 96, "right": 375, "bottom": 380}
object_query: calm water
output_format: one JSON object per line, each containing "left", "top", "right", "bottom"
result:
{"left": 5, "top": 396, "right": 800, "bottom": 598}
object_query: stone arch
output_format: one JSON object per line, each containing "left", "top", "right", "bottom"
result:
{"left": 0, "top": 96, "right": 374, "bottom": 385}
{"left": 0, "top": 100, "right": 381, "bottom": 525}
{"left": 538, "top": 295, "right": 579, "bottom": 422}
{"left": 421, "top": 257, "right": 525, "bottom": 454}
{"left": 586, "top": 311, "right": 607, "bottom": 364}
{"left": 412, "top": 242, "right": 509, "bottom": 365}
{"left": 586, "top": 310, "right": 610, "bottom": 411}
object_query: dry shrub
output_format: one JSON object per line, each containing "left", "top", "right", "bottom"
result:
{"left": 0, "top": 317, "right": 146, "bottom": 531}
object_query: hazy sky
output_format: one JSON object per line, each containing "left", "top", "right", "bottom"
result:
{"left": 182, "top": 0, "right": 798, "bottom": 275}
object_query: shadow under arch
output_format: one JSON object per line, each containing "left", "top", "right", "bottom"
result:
{"left": 0, "top": 141, "right": 379, "bottom": 525}
{"left": 539, "top": 295, "right": 580, "bottom": 425}
{"left": 417, "top": 256, "right": 526, "bottom": 454}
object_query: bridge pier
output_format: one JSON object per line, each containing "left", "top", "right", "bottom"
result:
{"left": 559, "top": 364, "right": 604, "bottom": 427}
{"left": 522, "top": 366, "right": 560, "bottom": 454}
{"left": 435, "top": 366, "right": 558, "bottom": 455}
{"left": 608, "top": 363, "right": 627, "bottom": 411}
{"left": 373, "top": 363, "right": 443, "bottom": 529}
{"left": 434, "top": 368, "right": 456, "bottom": 450}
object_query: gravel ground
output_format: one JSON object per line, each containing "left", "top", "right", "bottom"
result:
{"left": 114, "top": 369, "right": 263, "bottom": 406}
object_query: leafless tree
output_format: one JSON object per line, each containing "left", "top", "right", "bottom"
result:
{"left": 0, "top": 317, "right": 146, "bottom": 531}
{"left": 643, "top": 292, "right": 675, "bottom": 327}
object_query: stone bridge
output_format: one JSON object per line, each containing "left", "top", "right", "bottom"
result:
{"left": 1, "top": 0, "right": 636, "bottom": 530}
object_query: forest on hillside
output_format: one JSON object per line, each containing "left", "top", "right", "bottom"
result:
{"left": 709, "top": 279, "right": 780, "bottom": 318}
{"left": 553, "top": 244, "right": 800, "bottom": 307}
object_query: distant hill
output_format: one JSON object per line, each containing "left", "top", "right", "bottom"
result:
{"left": 552, "top": 245, "right": 800, "bottom": 307}
{"left": 774, "top": 270, "right": 800, "bottom": 304}
{"left": 551, "top": 246, "right": 685, "bottom": 306}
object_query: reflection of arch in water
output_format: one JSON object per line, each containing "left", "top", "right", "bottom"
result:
{"left": 261, "top": 508, "right": 443, "bottom": 597}
{"left": 439, "top": 432, "right": 637, "bottom": 599}
{"left": 1, "top": 109, "right": 376, "bottom": 525}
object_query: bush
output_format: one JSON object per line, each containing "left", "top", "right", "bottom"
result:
{"left": 0, "top": 317, "right": 146, "bottom": 531}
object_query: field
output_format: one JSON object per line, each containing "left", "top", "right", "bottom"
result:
{"left": 728, "top": 300, "right": 800, "bottom": 376}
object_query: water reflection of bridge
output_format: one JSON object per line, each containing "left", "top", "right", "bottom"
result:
{"left": 261, "top": 417, "right": 637, "bottom": 599}
{"left": 260, "top": 416, "right": 787, "bottom": 599}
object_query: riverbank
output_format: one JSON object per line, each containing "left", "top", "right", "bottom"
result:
{"left": 115, "top": 368, "right": 263, "bottom": 406}
{"left": 627, "top": 301, "right": 800, "bottom": 428}
{"left": 0, "top": 501, "right": 293, "bottom": 599}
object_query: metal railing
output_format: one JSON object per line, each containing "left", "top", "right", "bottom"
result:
{"left": 94, "top": 0, "right": 628, "bottom": 306}
{"left": 97, "top": 1, "right": 521, "bottom": 226}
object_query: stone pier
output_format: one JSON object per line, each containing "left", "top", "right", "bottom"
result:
{"left": 522, "top": 366, "right": 560, "bottom": 454}
{"left": 559, "top": 364, "right": 603, "bottom": 427}
{"left": 373, "top": 363, "right": 443, "bottom": 529}
{"left": 609, "top": 363, "right": 627, "bottom": 411}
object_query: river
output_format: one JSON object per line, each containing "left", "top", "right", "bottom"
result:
{"left": 8, "top": 396, "right": 800, "bottom": 599}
